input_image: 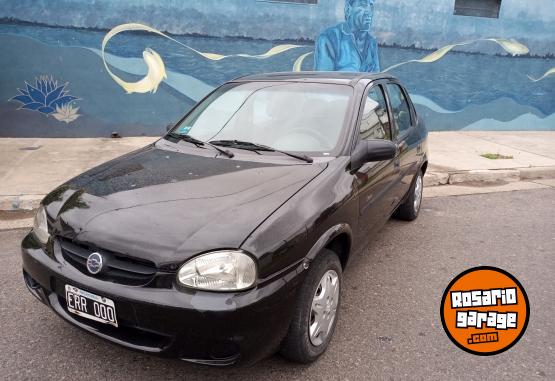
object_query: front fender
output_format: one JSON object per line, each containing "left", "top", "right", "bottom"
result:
{"left": 241, "top": 157, "right": 358, "bottom": 279}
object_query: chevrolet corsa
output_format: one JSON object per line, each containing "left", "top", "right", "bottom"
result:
{"left": 22, "top": 72, "right": 428, "bottom": 366}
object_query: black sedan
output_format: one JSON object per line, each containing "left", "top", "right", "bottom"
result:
{"left": 22, "top": 72, "right": 428, "bottom": 366}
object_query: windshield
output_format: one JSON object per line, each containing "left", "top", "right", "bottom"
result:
{"left": 172, "top": 82, "right": 353, "bottom": 154}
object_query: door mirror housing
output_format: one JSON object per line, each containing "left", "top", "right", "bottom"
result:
{"left": 351, "top": 139, "right": 397, "bottom": 171}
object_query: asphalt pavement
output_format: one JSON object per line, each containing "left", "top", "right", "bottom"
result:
{"left": 1, "top": 188, "right": 554, "bottom": 380}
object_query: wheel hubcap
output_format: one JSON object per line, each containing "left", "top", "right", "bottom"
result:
{"left": 309, "top": 270, "right": 340, "bottom": 346}
{"left": 414, "top": 174, "right": 423, "bottom": 213}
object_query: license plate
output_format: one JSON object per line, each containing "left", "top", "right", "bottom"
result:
{"left": 65, "top": 285, "right": 118, "bottom": 327}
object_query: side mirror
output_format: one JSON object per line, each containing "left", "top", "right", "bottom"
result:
{"left": 351, "top": 139, "right": 397, "bottom": 172}
{"left": 166, "top": 123, "right": 174, "bottom": 132}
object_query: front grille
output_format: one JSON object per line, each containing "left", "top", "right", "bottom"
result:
{"left": 58, "top": 238, "right": 157, "bottom": 286}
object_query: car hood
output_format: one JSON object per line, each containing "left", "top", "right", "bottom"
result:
{"left": 44, "top": 141, "right": 326, "bottom": 267}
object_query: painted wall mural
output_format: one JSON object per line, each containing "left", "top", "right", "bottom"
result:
{"left": 0, "top": 0, "right": 553, "bottom": 137}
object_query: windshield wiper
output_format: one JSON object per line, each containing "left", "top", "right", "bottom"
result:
{"left": 210, "top": 140, "right": 313, "bottom": 163}
{"left": 167, "top": 132, "right": 204, "bottom": 146}
{"left": 166, "top": 132, "right": 234, "bottom": 158}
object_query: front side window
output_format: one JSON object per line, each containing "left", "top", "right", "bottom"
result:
{"left": 385, "top": 84, "right": 412, "bottom": 137}
{"left": 174, "top": 82, "right": 353, "bottom": 154}
{"left": 360, "top": 85, "right": 391, "bottom": 141}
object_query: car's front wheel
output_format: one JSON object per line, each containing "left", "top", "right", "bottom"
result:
{"left": 279, "top": 249, "right": 342, "bottom": 363}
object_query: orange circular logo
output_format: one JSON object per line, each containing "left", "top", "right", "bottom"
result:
{"left": 440, "top": 267, "right": 529, "bottom": 355}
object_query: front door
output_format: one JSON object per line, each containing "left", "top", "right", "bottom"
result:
{"left": 355, "top": 84, "right": 400, "bottom": 244}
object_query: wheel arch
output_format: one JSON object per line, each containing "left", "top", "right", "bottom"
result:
{"left": 421, "top": 160, "right": 428, "bottom": 175}
{"left": 305, "top": 224, "right": 353, "bottom": 270}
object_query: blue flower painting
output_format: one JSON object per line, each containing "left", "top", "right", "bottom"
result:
{"left": 10, "top": 75, "right": 79, "bottom": 117}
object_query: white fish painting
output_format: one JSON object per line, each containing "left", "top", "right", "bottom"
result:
{"left": 102, "top": 23, "right": 306, "bottom": 94}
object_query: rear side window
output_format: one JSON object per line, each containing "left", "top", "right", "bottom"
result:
{"left": 385, "top": 84, "right": 412, "bottom": 137}
{"left": 360, "top": 86, "right": 391, "bottom": 140}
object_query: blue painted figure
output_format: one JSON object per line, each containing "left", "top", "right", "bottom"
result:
{"left": 315, "top": 0, "right": 380, "bottom": 73}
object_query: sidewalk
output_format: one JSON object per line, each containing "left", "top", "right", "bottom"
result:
{"left": 425, "top": 131, "right": 555, "bottom": 184}
{"left": 1, "top": 132, "right": 554, "bottom": 216}
{"left": 423, "top": 131, "right": 555, "bottom": 198}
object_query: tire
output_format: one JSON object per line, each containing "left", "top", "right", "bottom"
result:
{"left": 393, "top": 169, "right": 424, "bottom": 221}
{"left": 279, "top": 249, "right": 342, "bottom": 364}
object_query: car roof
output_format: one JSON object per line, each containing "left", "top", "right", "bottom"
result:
{"left": 232, "top": 71, "right": 397, "bottom": 86}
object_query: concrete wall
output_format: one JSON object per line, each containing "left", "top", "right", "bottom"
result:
{"left": 0, "top": 0, "right": 553, "bottom": 137}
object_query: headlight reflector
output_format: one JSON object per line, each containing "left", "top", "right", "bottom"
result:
{"left": 33, "top": 206, "right": 50, "bottom": 244}
{"left": 177, "top": 251, "right": 256, "bottom": 291}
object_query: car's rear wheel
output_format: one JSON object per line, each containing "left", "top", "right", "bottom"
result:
{"left": 279, "top": 249, "right": 342, "bottom": 363}
{"left": 393, "top": 169, "right": 423, "bottom": 221}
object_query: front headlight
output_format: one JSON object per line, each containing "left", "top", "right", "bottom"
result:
{"left": 177, "top": 251, "right": 257, "bottom": 291}
{"left": 33, "top": 206, "right": 50, "bottom": 245}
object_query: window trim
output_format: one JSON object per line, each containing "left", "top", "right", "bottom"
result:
{"left": 359, "top": 84, "right": 393, "bottom": 142}
{"left": 349, "top": 81, "right": 394, "bottom": 154}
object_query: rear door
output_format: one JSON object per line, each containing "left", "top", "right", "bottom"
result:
{"left": 384, "top": 82, "right": 420, "bottom": 206}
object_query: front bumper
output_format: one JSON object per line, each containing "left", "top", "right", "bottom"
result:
{"left": 21, "top": 232, "right": 306, "bottom": 366}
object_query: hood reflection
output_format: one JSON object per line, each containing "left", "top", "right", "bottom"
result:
{"left": 45, "top": 143, "right": 326, "bottom": 267}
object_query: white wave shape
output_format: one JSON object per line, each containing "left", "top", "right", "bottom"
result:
{"left": 382, "top": 38, "right": 530, "bottom": 73}
{"left": 528, "top": 67, "right": 555, "bottom": 82}
{"left": 462, "top": 113, "right": 555, "bottom": 131}
{"left": 293, "top": 38, "right": 531, "bottom": 73}
{"left": 293, "top": 52, "right": 313, "bottom": 72}
{"left": 409, "top": 94, "right": 461, "bottom": 114}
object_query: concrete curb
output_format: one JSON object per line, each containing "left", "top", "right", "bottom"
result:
{"left": 518, "top": 167, "right": 555, "bottom": 180}
{"left": 424, "top": 166, "right": 555, "bottom": 188}
{"left": 423, "top": 172, "right": 450, "bottom": 187}
{"left": 0, "top": 195, "right": 42, "bottom": 212}
{"left": 449, "top": 169, "right": 521, "bottom": 185}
